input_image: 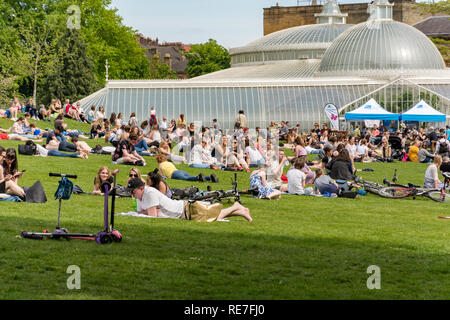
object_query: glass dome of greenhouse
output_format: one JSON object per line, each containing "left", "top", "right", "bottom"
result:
{"left": 318, "top": 0, "right": 446, "bottom": 75}
{"left": 230, "top": 0, "right": 352, "bottom": 66}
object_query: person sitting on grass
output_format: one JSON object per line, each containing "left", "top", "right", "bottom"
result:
{"left": 127, "top": 177, "right": 252, "bottom": 222}
{"left": 93, "top": 166, "right": 114, "bottom": 195}
{"left": 249, "top": 161, "right": 281, "bottom": 200}
{"left": 286, "top": 157, "right": 314, "bottom": 196}
{"left": 146, "top": 168, "right": 172, "bottom": 199}
{"left": 111, "top": 133, "right": 146, "bottom": 166}
{"left": 424, "top": 155, "right": 445, "bottom": 189}
{"left": 158, "top": 141, "right": 186, "bottom": 164}
{"left": 0, "top": 148, "right": 25, "bottom": 199}
{"left": 326, "top": 148, "right": 354, "bottom": 181}
{"left": 156, "top": 153, "right": 218, "bottom": 183}
{"left": 266, "top": 149, "right": 289, "bottom": 192}
{"left": 313, "top": 168, "right": 339, "bottom": 196}
{"left": 408, "top": 140, "right": 420, "bottom": 162}
{"left": 39, "top": 104, "right": 52, "bottom": 122}
{"left": 418, "top": 141, "right": 435, "bottom": 164}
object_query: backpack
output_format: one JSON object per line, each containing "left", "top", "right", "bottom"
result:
{"left": 18, "top": 140, "right": 37, "bottom": 156}
{"left": 439, "top": 140, "right": 449, "bottom": 154}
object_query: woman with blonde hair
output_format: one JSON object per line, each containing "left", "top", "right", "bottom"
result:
{"left": 93, "top": 166, "right": 113, "bottom": 195}
{"left": 126, "top": 167, "right": 145, "bottom": 186}
{"left": 424, "top": 155, "right": 444, "bottom": 189}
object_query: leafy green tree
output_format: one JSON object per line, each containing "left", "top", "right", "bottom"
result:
{"left": 184, "top": 39, "right": 230, "bottom": 78}
{"left": 44, "top": 29, "right": 99, "bottom": 104}
{"left": 415, "top": 0, "right": 450, "bottom": 67}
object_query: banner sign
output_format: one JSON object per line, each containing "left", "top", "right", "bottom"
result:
{"left": 324, "top": 103, "right": 340, "bottom": 130}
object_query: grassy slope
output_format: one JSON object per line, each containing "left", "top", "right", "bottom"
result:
{"left": 0, "top": 117, "right": 449, "bottom": 299}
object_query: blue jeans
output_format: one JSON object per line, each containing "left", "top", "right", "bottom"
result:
{"left": 135, "top": 140, "right": 149, "bottom": 155}
{"left": 189, "top": 163, "right": 210, "bottom": 169}
{"left": 171, "top": 170, "right": 211, "bottom": 181}
{"left": 48, "top": 150, "right": 80, "bottom": 158}
{"left": 249, "top": 158, "right": 266, "bottom": 168}
{"left": 310, "top": 149, "right": 325, "bottom": 157}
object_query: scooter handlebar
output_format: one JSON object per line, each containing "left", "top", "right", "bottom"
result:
{"left": 49, "top": 173, "right": 77, "bottom": 179}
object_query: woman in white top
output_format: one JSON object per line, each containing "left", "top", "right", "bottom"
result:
{"left": 96, "top": 106, "right": 105, "bottom": 121}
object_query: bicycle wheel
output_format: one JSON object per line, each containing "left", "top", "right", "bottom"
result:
{"left": 427, "top": 190, "right": 450, "bottom": 203}
{"left": 378, "top": 187, "right": 412, "bottom": 199}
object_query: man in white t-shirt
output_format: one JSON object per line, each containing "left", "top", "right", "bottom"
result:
{"left": 127, "top": 178, "right": 253, "bottom": 221}
{"left": 128, "top": 178, "right": 184, "bottom": 218}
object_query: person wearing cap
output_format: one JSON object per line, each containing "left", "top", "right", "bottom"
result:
{"left": 127, "top": 177, "right": 252, "bottom": 222}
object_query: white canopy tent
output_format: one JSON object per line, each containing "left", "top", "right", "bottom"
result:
{"left": 345, "top": 98, "right": 400, "bottom": 121}
{"left": 401, "top": 100, "right": 447, "bottom": 122}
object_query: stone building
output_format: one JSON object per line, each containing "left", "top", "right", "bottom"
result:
{"left": 264, "top": 0, "right": 435, "bottom": 35}
{"left": 138, "top": 34, "right": 190, "bottom": 79}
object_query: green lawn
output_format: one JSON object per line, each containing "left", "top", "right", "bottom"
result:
{"left": 1, "top": 117, "right": 450, "bottom": 299}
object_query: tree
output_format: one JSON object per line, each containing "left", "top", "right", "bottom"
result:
{"left": 0, "top": 0, "right": 151, "bottom": 105}
{"left": 44, "top": 29, "right": 99, "bottom": 103}
{"left": 415, "top": 0, "right": 450, "bottom": 15}
{"left": 415, "top": 0, "right": 450, "bottom": 67}
{"left": 184, "top": 39, "right": 230, "bottom": 78}
{"left": 149, "top": 54, "right": 177, "bottom": 80}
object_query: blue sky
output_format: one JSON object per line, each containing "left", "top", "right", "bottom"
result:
{"left": 109, "top": 0, "right": 368, "bottom": 49}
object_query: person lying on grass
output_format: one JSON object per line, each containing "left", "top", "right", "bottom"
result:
{"left": 127, "top": 177, "right": 252, "bottom": 222}
{"left": 156, "top": 153, "right": 218, "bottom": 183}
{"left": 126, "top": 167, "right": 145, "bottom": 187}
{"left": 146, "top": 168, "right": 172, "bottom": 199}
{"left": 93, "top": 166, "right": 114, "bottom": 195}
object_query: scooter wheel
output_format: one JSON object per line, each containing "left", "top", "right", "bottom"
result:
{"left": 111, "top": 230, "right": 122, "bottom": 242}
{"left": 96, "top": 232, "right": 112, "bottom": 245}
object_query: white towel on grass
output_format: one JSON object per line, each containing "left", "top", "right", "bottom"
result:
{"left": 115, "top": 211, "right": 229, "bottom": 221}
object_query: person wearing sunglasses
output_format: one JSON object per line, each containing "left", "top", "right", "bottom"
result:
{"left": 126, "top": 167, "right": 145, "bottom": 187}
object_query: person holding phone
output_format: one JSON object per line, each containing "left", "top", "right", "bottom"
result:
{"left": 0, "top": 148, "right": 25, "bottom": 198}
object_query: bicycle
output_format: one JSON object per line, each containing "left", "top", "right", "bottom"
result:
{"left": 379, "top": 170, "right": 450, "bottom": 203}
{"left": 172, "top": 173, "right": 259, "bottom": 204}
{"left": 353, "top": 176, "right": 386, "bottom": 196}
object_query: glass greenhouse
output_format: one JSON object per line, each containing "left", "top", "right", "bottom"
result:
{"left": 78, "top": 0, "right": 450, "bottom": 130}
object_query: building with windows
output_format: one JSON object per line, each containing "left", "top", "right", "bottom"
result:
{"left": 78, "top": 0, "right": 450, "bottom": 130}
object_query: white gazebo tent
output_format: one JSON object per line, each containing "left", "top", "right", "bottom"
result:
{"left": 345, "top": 98, "right": 400, "bottom": 121}
{"left": 401, "top": 100, "right": 447, "bottom": 122}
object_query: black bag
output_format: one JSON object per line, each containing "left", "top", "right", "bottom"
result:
{"left": 115, "top": 184, "right": 131, "bottom": 198}
{"left": 439, "top": 141, "right": 449, "bottom": 154}
{"left": 338, "top": 191, "right": 359, "bottom": 199}
{"left": 24, "top": 181, "right": 47, "bottom": 203}
{"left": 18, "top": 141, "right": 37, "bottom": 156}
{"left": 171, "top": 186, "right": 200, "bottom": 200}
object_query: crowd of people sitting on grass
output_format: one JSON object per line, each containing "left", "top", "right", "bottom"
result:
{"left": 2, "top": 100, "right": 450, "bottom": 217}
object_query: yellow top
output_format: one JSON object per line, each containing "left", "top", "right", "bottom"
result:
{"left": 408, "top": 145, "right": 419, "bottom": 162}
{"left": 160, "top": 161, "right": 177, "bottom": 178}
